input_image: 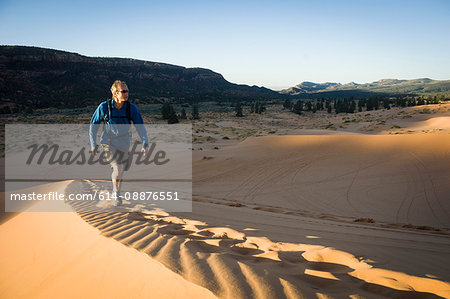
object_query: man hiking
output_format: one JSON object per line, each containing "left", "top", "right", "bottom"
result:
{"left": 90, "top": 80, "right": 148, "bottom": 206}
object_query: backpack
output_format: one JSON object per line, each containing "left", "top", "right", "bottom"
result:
{"left": 103, "top": 99, "right": 133, "bottom": 124}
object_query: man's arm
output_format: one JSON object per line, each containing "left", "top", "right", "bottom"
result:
{"left": 130, "top": 103, "right": 149, "bottom": 148}
{"left": 89, "top": 103, "right": 105, "bottom": 154}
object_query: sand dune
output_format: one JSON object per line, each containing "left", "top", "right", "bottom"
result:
{"left": 402, "top": 116, "right": 450, "bottom": 133}
{"left": 194, "top": 134, "right": 450, "bottom": 229}
{"left": 2, "top": 110, "right": 450, "bottom": 298}
{"left": 0, "top": 182, "right": 216, "bottom": 299}
{"left": 63, "top": 170, "right": 450, "bottom": 298}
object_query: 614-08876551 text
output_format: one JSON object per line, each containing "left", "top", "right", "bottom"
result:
{"left": 75, "top": 191, "right": 180, "bottom": 201}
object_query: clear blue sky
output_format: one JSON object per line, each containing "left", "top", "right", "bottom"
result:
{"left": 1, "top": 0, "right": 449, "bottom": 89}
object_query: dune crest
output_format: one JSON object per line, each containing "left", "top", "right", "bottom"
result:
{"left": 0, "top": 182, "right": 216, "bottom": 299}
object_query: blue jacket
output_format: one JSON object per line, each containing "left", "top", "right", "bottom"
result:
{"left": 89, "top": 99, "right": 148, "bottom": 149}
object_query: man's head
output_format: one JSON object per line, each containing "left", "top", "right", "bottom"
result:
{"left": 111, "top": 80, "right": 129, "bottom": 102}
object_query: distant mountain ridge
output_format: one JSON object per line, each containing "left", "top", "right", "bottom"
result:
{"left": 0, "top": 46, "right": 281, "bottom": 109}
{"left": 1, "top": 46, "right": 449, "bottom": 111}
{"left": 281, "top": 78, "right": 450, "bottom": 97}
{"left": 282, "top": 81, "right": 341, "bottom": 93}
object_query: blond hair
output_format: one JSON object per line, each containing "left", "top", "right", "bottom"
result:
{"left": 110, "top": 80, "right": 127, "bottom": 95}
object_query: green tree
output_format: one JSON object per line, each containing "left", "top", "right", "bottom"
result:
{"left": 180, "top": 108, "right": 187, "bottom": 119}
{"left": 168, "top": 108, "right": 179, "bottom": 124}
{"left": 316, "top": 101, "right": 322, "bottom": 111}
{"left": 254, "top": 102, "right": 260, "bottom": 114}
{"left": 235, "top": 102, "right": 243, "bottom": 117}
{"left": 161, "top": 102, "right": 171, "bottom": 119}
{"left": 293, "top": 100, "right": 303, "bottom": 115}
{"left": 358, "top": 99, "right": 365, "bottom": 110}
{"left": 283, "top": 99, "right": 292, "bottom": 110}
{"left": 366, "top": 99, "right": 374, "bottom": 111}
{"left": 349, "top": 100, "right": 356, "bottom": 113}
{"left": 192, "top": 104, "right": 200, "bottom": 120}
{"left": 306, "top": 101, "right": 312, "bottom": 111}
{"left": 257, "top": 102, "right": 265, "bottom": 114}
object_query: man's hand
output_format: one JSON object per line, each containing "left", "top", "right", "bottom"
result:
{"left": 141, "top": 144, "right": 149, "bottom": 155}
{"left": 91, "top": 146, "right": 98, "bottom": 156}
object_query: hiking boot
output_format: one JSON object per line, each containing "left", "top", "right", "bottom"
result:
{"left": 112, "top": 192, "right": 123, "bottom": 207}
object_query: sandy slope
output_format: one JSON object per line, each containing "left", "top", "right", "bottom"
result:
{"left": 66, "top": 178, "right": 450, "bottom": 298}
{"left": 57, "top": 130, "right": 450, "bottom": 298}
{"left": 399, "top": 116, "right": 450, "bottom": 133}
{"left": 0, "top": 181, "right": 216, "bottom": 299}
{"left": 194, "top": 134, "right": 450, "bottom": 229}
{"left": 2, "top": 107, "right": 450, "bottom": 298}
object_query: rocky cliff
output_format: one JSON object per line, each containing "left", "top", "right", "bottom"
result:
{"left": 0, "top": 46, "right": 280, "bottom": 110}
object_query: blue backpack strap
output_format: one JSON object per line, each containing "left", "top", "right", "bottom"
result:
{"left": 102, "top": 99, "right": 112, "bottom": 124}
{"left": 104, "top": 99, "right": 132, "bottom": 124}
{"left": 107, "top": 99, "right": 112, "bottom": 123}
{"left": 126, "top": 101, "right": 133, "bottom": 124}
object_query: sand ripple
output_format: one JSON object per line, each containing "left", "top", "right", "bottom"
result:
{"left": 68, "top": 180, "right": 450, "bottom": 299}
